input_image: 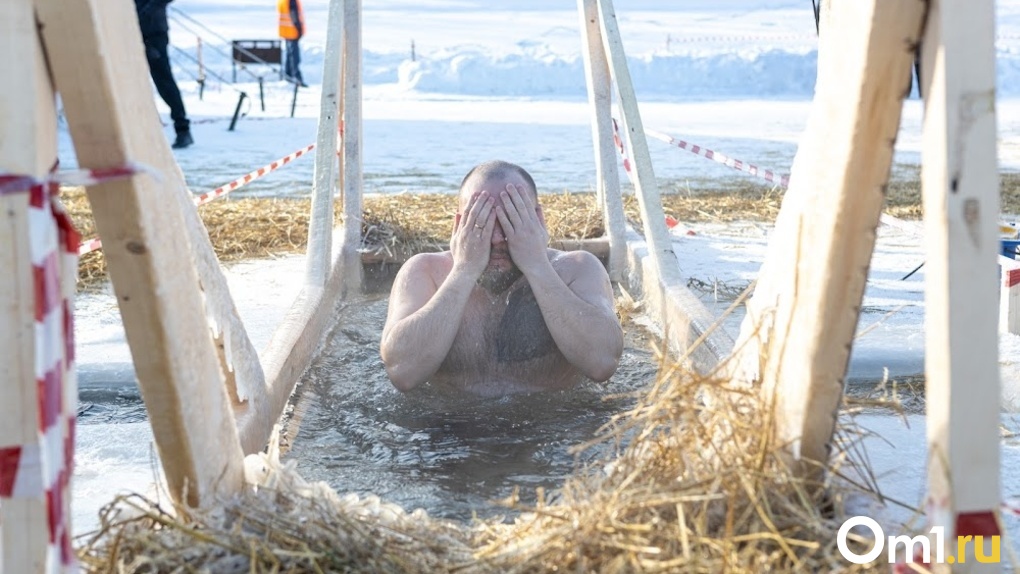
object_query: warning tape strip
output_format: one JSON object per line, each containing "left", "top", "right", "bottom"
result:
{"left": 1004, "top": 498, "right": 1020, "bottom": 517}
{"left": 77, "top": 142, "right": 317, "bottom": 256}
{"left": 644, "top": 127, "right": 790, "bottom": 187}
{"left": 0, "top": 170, "right": 79, "bottom": 569}
{"left": 194, "top": 142, "right": 315, "bottom": 207}
{"left": 623, "top": 122, "right": 924, "bottom": 236}
{"left": 1007, "top": 269, "right": 1020, "bottom": 289}
{"left": 1, "top": 164, "right": 147, "bottom": 196}
{"left": 666, "top": 33, "right": 815, "bottom": 45}
{"left": 2, "top": 165, "right": 148, "bottom": 257}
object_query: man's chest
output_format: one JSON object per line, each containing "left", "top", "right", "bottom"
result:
{"left": 444, "top": 285, "right": 560, "bottom": 370}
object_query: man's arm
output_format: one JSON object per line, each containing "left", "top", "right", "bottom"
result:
{"left": 381, "top": 190, "right": 496, "bottom": 391}
{"left": 495, "top": 183, "right": 623, "bottom": 381}
{"left": 380, "top": 255, "right": 474, "bottom": 391}
{"left": 524, "top": 252, "right": 623, "bottom": 381}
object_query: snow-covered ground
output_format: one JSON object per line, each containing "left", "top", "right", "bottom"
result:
{"left": 63, "top": 0, "right": 1020, "bottom": 560}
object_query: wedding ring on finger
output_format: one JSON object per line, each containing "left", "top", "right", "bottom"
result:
{"left": 474, "top": 223, "right": 484, "bottom": 229}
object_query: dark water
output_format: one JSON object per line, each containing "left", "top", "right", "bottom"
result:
{"left": 282, "top": 294, "right": 658, "bottom": 522}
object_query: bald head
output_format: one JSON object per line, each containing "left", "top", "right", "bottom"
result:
{"left": 458, "top": 160, "right": 537, "bottom": 208}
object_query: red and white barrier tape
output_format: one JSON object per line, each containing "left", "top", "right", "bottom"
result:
{"left": 77, "top": 142, "right": 317, "bottom": 256}
{"left": 0, "top": 173, "right": 79, "bottom": 571}
{"left": 1004, "top": 266, "right": 1020, "bottom": 289}
{"left": 665, "top": 33, "right": 815, "bottom": 45}
{"left": 1004, "top": 498, "right": 1020, "bottom": 517}
{"left": 644, "top": 127, "right": 790, "bottom": 187}
{"left": 194, "top": 142, "right": 315, "bottom": 207}
{"left": 2, "top": 164, "right": 149, "bottom": 195}
{"left": 615, "top": 120, "right": 922, "bottom": 235}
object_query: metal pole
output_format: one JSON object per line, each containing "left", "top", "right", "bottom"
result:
{"left": 228, "top": 91, "right": 247, "bottom": 131}
{"left": 290, "top": 80, "right": 299, "bottom": 118}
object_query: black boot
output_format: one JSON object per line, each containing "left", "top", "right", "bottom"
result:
{"left": 172, "top": 130, "right": 194, "bottom": 149}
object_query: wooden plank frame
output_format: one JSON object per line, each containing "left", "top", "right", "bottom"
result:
{"left": 238, "top": 0, "right": 362, "bottom": 453}
{"left": 34, "top": 0, "right": 248, "bottom": 506}
{"left": 726, "top": 0, "right": 926, "bottom": 472}
{"left": 306, "top": 0, "right": 345, "bottom": 288}
{"left": 578, "top": 0, "right": 626, "bottom": 282}
{"left": 592, "top": 0, "right": 735, "bottom": 369}
{"left": 920, "top": 0, "right": 1002, "bottom": 569}
{"left": 340, "top": 0, "right": 365, "bottom": 297}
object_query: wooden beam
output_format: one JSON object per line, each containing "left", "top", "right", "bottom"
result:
{"left": 726, "top": 0, "right": 925, "bottom": 472}
{"left": 579, "top": 0, "right": 626, "bottom": 282}
{"left": 596, "top": 0, "right": 729, "bottom": 364}
{"left": 34, "top": 0, "right": 245, "bottom": 506}
{"left": 595, "top": 0, "right": 677, "bottom": 287}
{"left": 238, "top": 0, "right": 361, "bottom": 454}
{"left": 0, "top": 1, "right": 58, "bottom": 570}
{"left": 306, "top": 0, "right": 344, "bottom": 288}
{"left": 340, "top": 0, "right": 364, "bottom": 296}
{"left": 920, "top": 0, "right": 1001, "bottom": 569}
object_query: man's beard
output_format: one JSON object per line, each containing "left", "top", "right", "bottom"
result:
{"left": 477, "top": 260, "right": 522, "bottom": 294}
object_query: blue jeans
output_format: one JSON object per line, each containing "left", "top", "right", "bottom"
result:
{"left": 285, "top": 39, "right": 304, "bottom": 85}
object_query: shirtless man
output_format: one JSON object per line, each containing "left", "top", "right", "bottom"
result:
{"left": 380, "top": 160, "right": 624, "bottom": 396}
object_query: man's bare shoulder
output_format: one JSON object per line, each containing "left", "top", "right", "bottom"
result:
{"left": 547, "top": 248, "right": 608, "bottom": 279}
{"left": 398, "top": 251, "right": 454, "bottom": 281}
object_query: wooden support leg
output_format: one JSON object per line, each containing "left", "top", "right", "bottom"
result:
{"left": 579, "top": 0, "right": 627, "bottom": 283}
{"left": 0, "top": 2, "right": 59, "bottom": 570}
{"left": 34, "top": 0, "right": 246, "bottom": 507}
{"left": 920, "top": 0, "right": 1002, "bottom": 570}
{"left": 596, "top": 0, "right": 676, "bottom": 286}
{"left": 727, "top": 0, "right": 925, "bottom": 473}
{"left": 307, "top": 0, "right": 344, "bottom": 288}
{"left": 341, "top": 0, "right": 364, "bottom": 297}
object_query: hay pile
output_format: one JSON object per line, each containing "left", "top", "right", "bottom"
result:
{"left": 60, "top": 185, "right": 816, "bottom": 288}
{"left": 471, "top": 344, "right": 889, "bottom": 572}
{"left": 77, "top": 435, "right": 476, "bottom": 573}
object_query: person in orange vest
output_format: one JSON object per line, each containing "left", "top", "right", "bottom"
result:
{"left": 278, "top": 0, "right": 306, "bottom": 87}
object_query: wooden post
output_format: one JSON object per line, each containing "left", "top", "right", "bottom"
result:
{"left": 726, "top": 0, "right": 925, "bottom": 472}
{"left": 595, "top": 0, "right": 733, "bottom": 365}
{"left": 306, "top": 0, "right": 345, "bottom": 288}
{"left": 578, "top": 0, "right": 626, "bottom": 282}
{"left": 920, "top": 0, "right": 1001, "bottom": 569}
{"left": 35, "top": 0, "right": 245, "bottom": 507}
{"left": 235, "top": 0, "right": 359, "bottom": 455}
{"left": 999, "top": 255, "right": 1020, "bottom": 335}
{"left": 340, "top": 0, "right": 364, "bottom": 296}
{"left": 595, "top": 0, "right": 676, "bottom": 286}
{"left": 0, "top": 1, "right": 59, "bottom": 570}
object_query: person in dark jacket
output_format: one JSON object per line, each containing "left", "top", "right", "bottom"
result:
{"left": 278, "top": 0, "right": 307, "bottom": 87}
{"left": 135, "top": 0, "right": 193, "bottom": 149}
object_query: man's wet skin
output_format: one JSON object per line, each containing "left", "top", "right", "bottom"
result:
{"left": 380, "top": 160, "right": 623, "bottom": 396}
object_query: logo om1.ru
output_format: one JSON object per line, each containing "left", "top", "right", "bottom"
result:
{"left": 837, "top": 516, "right": 1000, "bottom": 565}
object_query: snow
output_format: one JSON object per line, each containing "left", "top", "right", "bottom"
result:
{"left": 60, "top": 0, "right": 1020, "bottom": 558}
